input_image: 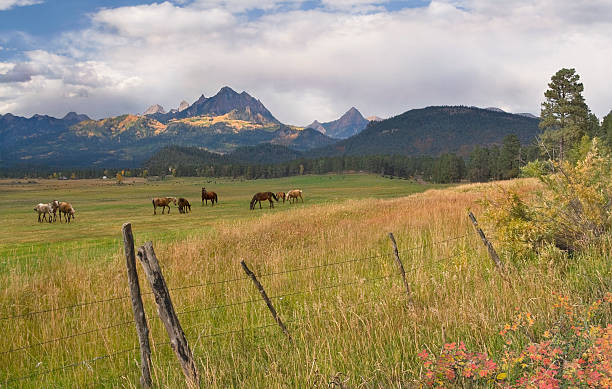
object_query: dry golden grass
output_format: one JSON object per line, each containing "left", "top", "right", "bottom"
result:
{"left": 1, "top": 177, "right": 609, "bottom": 388}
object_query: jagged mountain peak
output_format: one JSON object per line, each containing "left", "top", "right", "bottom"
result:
{"left": 178, "top": 100, "right": 189, "bottom": 112}
{"left": 144, "top": 104, "right": 165, "bottom": 115}
{"left": 194, "top": 94, "right": 207, "bottom": 105}
{"left": 174, "top": 86, "right": 279, "bottom": 124}
{"left": 219, "top": 85, "right": 238, "bottom": 94}
{"left": 307, "top": 107, "right": 368, "bottom": 139}
{"left": 306, "top": 120, "right": 326, "bottom": 134}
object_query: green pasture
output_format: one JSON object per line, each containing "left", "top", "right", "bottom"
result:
{"left": 0, "top": 174, "right": 439, "bottom": 272}
{"left": 0, "top": 175, "right": 609, "bottom": 388}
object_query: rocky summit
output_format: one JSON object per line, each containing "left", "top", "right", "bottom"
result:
{"left": 143, "top": 104, "right": 166, "bottom": 115}
{"left": 306, "top": 107, "right": 369, "bottom": 139}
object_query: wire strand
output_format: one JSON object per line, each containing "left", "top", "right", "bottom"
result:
{"left": 0, "top": 320, "right": 134, "bottom": 356}
{"left": 1, "top": 234, "right": 468, "bottom": 321}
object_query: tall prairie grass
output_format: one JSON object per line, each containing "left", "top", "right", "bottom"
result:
{"left": 0, "top": 177, "right": 609, "bottom": 388}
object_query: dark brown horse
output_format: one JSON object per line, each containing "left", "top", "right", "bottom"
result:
{"left": 178, "top": 198, "right": 191, "bottom": 214}
{"left": 250, "top": 192, "right": 278, "bottom": 210}
{"left": 276, "top": 192, "right": 286, "bottom": 203}
{"left": 152, "top": 197, "right": 177, "bottom": 215}
{"left": 201, "top": 187, "right": 218, "bottom": 206}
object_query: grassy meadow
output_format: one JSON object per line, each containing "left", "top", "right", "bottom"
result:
{"left": 0, "top": 174, "right": 609, "bottom": 388}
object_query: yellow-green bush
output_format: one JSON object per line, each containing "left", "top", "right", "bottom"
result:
{"left": 485, "top": 139, "right": 612, "bottom": 259}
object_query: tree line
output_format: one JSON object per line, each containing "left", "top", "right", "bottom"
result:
{"left": 143, "top": 136, "right": 540, "bottom": 184}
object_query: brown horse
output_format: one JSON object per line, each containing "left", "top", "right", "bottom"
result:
{"left": 201, "top": 187, "right": 218, "bottom": 206}
{"left": 178, "top": 198, "right": 191, "bottom": 214}
{"left": 58, "top": 201, "right": 76, "bottom": 223}
{"left": 286, "top": 189, "right": 303, "bottom": 203}
{"left": 250, "top": 192, "right": 278, "bottom": 210}
{"left": 152, "top": 197, "right": 177, "bottom": 215}
{"left": 276, "top": 192, "right": 286, "bottom": 203}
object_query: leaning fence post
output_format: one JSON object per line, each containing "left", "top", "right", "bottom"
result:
{"left": 388, "top": 233, "right": 413, "bottom": 303}
{"left": 467, "top": 211, "right": 504, "bottom": 274}
{"left": 122, "top": 223, "right": 152, "bottom": 389}
{"left": 137, "top": 242, "right": 200, "bottom": 388}
{"left": 240, "top": 260, "right": 292, "bottom": 343}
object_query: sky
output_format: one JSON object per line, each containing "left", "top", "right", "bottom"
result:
{"left": 0, "top": 0, "right": 611, "bottom": 125}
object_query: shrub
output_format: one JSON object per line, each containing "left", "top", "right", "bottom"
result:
{"left": 418, "top": 293, "right": 612, "bottom": 388}
{"left": 485, "top": 139, "right": 612, "bottom": 256}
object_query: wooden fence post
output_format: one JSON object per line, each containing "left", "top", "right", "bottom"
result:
{"left": 388, "top": 233, "right": 413, "bottom": 303}
{"left": 467, "top": 211, "right": 505, "bottom": 274}
{"left": 137, "top": 242, "right": 200, "bottom": 388}
{"left": 122, "top": 223, "right": 152, "bottom": 389}
{"left": 240, "top": 260, "right": 292, "bottom": 343}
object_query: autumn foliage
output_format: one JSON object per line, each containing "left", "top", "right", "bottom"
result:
{"left": 484, "top": 139, "right": 612, "bottom": 258}
{"left": 419, "top": 293, "right": 612, "bottom": 388}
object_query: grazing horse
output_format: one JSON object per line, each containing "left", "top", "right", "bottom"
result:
{"left": 286, "top": 189, "right": 303, "bottom": 204}
{"left": 201, "top": 188, "right": 218, "bottom": 206}
{"left": 250, "top": 192, "right": 278, "bottom": 210}
{"left": 34, "top": 203, "right": 53, "bottom": 223}
{"left": 58, "top": 201, "right": 76, "bottom": 223}
{"left": 276, "top": 192, "right": 286, "bottom": 203}
{"left": 152, "top": 197, "right": 177, "bottom": 215}
{"left": 178, "top": 198, "right": 191, "bottom": 214}
{"left": 50, "top": 200, "right": 60, "bottom": 222}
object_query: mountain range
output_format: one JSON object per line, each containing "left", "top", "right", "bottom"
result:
{"left": 0, "top": 87, "right": 335, "bottom": 168}
{"left": 0, "top": 86, "right": 541, "bottom": 170}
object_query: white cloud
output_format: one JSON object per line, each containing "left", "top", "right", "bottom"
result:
{"left": 1, "top": 0, "right": 611, "bottom": 122}
{"left": 0, "top": 0, "right": 42, "bottom": 11}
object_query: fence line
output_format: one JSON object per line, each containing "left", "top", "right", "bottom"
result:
{"left": 4, "top": 318, "right": 296, "bottom": 385}
{"left": 177, "top": 272, "right": 395, "bottom": 319}
{"left": 397, "top": 234, "right": 469, "bottom": 255}
{"left": 0, "top": 295, "right": 131, "bottom": 321}
{"left": 3, "top": 343, "right": 147, "bottom": 384}
{"left": 1, "top": 234, "right": 467, "bottom": 322}
{"left": 0, "top": 269, "right": 396, "bottom": 357}
{"left": 3, "top": 273, "right": 405, "bottom": 385}
{"left": 0, "top": 320, "right": 135, "bottom": 356}
{"left": 1, "top": 250, "right": 462, "bottom": 362}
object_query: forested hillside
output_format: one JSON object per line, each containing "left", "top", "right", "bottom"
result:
{"left": 313, "top": 106, "right": 541, "bottom": 157}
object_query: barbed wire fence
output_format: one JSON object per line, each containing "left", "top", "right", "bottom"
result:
{"left": 1, "top": 214, "right": 498, "bottom": 387}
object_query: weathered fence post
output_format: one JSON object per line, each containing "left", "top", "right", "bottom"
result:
{"left": 467, "top": 211, "right": 504, "bottom": 274}
{"left": 388, "top": 233, "right": 413, "bottom": 303}
{"left": 122, "top": 223, "right": 152, "bottom": 389}
{"left": 240, "top": 260, "right": 292, "bottom": 342}
{"left": 137, "top": 242, "right": 200, "bottom": 388}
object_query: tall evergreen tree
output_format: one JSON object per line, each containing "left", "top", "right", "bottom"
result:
{"left": 539, "top": 68, "right": 590, "bottom": 160}
{"left": 467, "top": 146, "right": 491, "bottom": 182}
{"left": 499, "top": 134, "right": 521, "bottom": 179}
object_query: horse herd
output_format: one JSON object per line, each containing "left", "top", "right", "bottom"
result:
{"left": 33, "top": 187, "right": 304, "bottom": 222}
{"left": 249, "top": 189, "right": 303, "bottom": 210}
{"left": 33, "top": 200, "right": 76, "bottom": 223}
{"left": 152, "top": 187, "right": 304, "bottom": 215}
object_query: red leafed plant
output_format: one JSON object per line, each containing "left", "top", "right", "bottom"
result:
{"left": 419, "top": 293, "right": 611, "bottom": 388}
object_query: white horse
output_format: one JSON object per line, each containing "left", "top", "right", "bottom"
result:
{"left": 34, "top": 203, "right": 53, "bottom": 223}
